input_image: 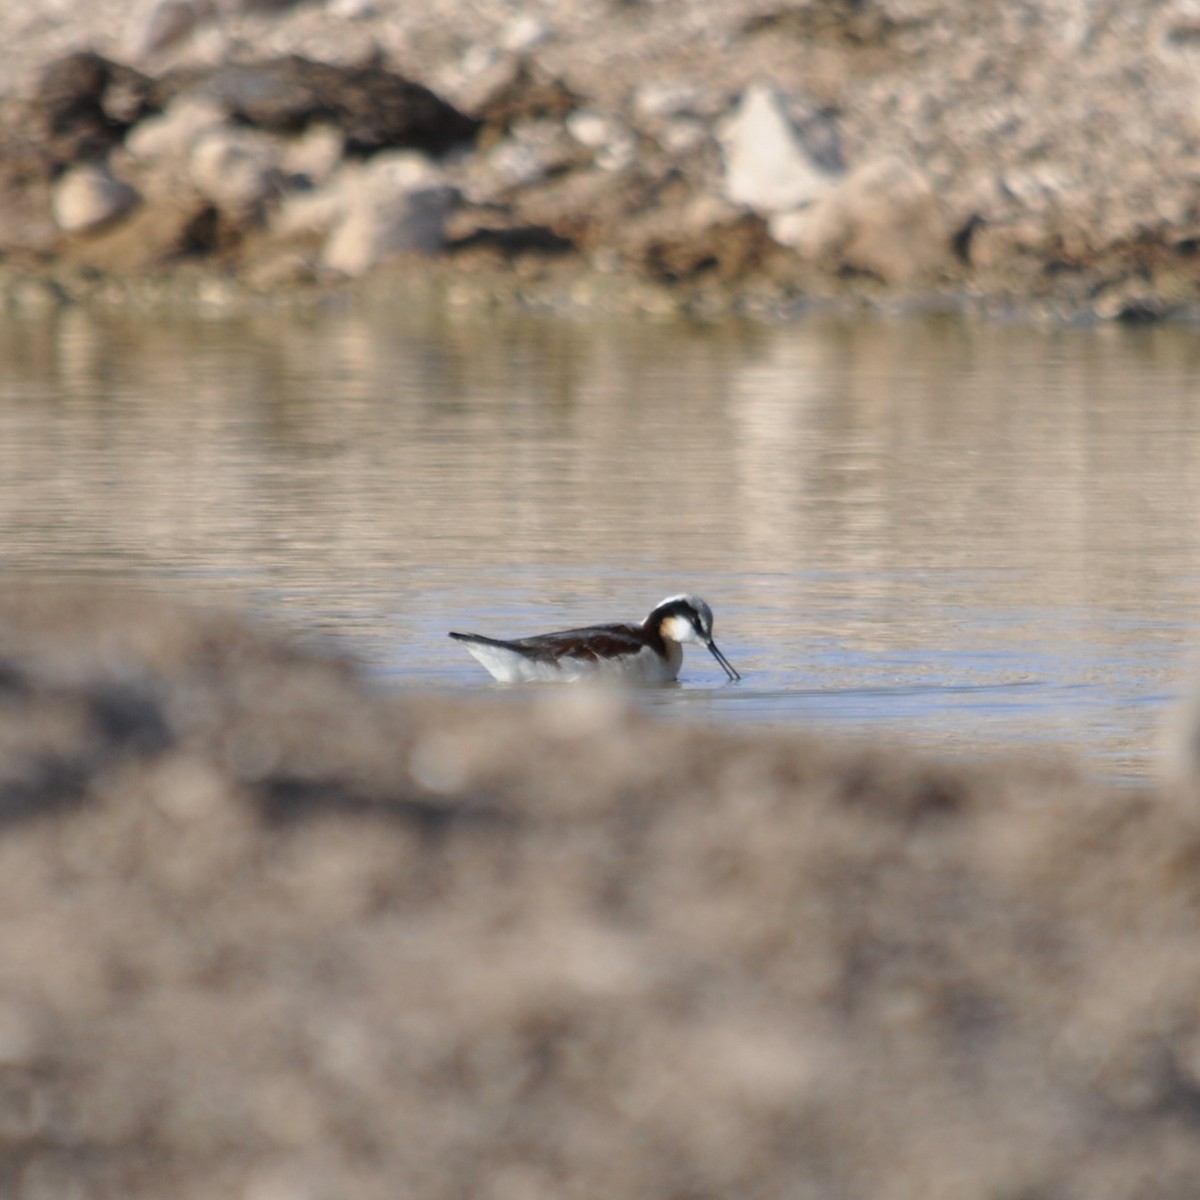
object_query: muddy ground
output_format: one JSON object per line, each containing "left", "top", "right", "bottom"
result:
{"left": 0, "top": 583, "right": 1197, "bottom": 1198}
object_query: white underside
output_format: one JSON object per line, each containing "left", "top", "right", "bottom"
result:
{"left": 462, "top": 639, "right": 683, "bottom": 684}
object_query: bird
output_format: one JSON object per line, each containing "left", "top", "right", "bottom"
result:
{"left": 449, "top": 594, "right": 741, "bottom": 684}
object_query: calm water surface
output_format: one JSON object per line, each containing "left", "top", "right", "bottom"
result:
{"left": 2, "top": 305, "right": 1199, "bottom": 780}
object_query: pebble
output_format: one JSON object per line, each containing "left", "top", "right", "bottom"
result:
{"left": 188, "top": 126, "right": 283, "bottom": 215}
{"left": 322, "top": 153, "right": 461, "bottom": 274}
{"left": 125, "top": 95, "right": 228, "bottom": 164}
{"left": 51, "top": 162, "right": 140, "bottom": 234}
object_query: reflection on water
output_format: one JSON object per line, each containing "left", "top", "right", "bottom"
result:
{"left": 1, "top": 305, "right": 1199, "bottom": 779}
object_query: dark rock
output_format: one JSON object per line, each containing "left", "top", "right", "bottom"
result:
{"left": 740, "top": 1, "right": 925, "bottom": 46}
{"left": 952, "top": 212, "right": 986, "bottom": 264}
{"left": 468, "top": 59, "right": 579, "bottom": 148}
{"left": 34, "top": 52, "right": 158, "bottom": 168}
{"left": 638, "top": 211, "right": 772, "bottom": 284}
{"left": 446, "top": 207, "right": 577, "bottom": 259}
{"left": 153, "top": 56, "right": 480, "bottom": 156}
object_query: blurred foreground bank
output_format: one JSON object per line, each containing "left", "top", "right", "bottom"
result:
{"left": 0, "top": 584, "right": 1198, "bottom": 1198}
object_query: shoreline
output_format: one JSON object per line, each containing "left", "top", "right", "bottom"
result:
{"left": 2, "top": 2, "right": 1199, "bottom": 326}
{"left": 3, "top": 253, "right": 1195, "bottom": 328}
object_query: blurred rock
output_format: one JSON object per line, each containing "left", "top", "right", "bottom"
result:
{"left": 125, "top": 94, "right": 227, "bottom": 164}
{"left": 328, "top": 0, "right": 377, "bottom": 16}
{"left": 322, "top": 153, "right": 461, "bottom": 273}
{"left": 281, "top": 122, "right": 345, "bottom": 186}
{"left": 58, "top": 186, "right": 218, "bottom": 272}
{"left": 463, "top": 59, "right": 578, "bottom": 144}
{"left": 470, "top": 118, "right": 587, "bottom": 195}
{"left": 565, "top": 108, "right": 613, "bottom": 151}
{"left": 630, "top": 199, "right": 772, "bottom": 284}
{"left": 771, "top": 156, "right": 949, "bottom": 283}
{"left": 124, "top": 0, "right": 218, "bottom": 58}
{"left": 565, "top": 109, "right": 636, "bottom": 172}
{"left": 499, "top": 13, "right": 551, "bottom": 55}
{"left": 33, "top": 52, "right": 157, "bottom": 167}
{"left": 51, "top": 160, "right": 140, "bottom": 233}
{"left": 632, "top": 78, "right": 725, "bottom": 124}
{"left": 657, "top": 117, "right": 709, "bottom": 156}
{"left": 153, "top": 56, "right": 480, "bottom": 156}
{"left": 718, "top": 84, "right": 844, "bottom": 214}
{"left": 188, "top": 125, "right": 284, "bottom": 218}
{"left": 272, "top": 180, "right": 345, "bottom": 240}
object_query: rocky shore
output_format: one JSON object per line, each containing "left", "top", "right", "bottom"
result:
{"left": 4, "top": 0, "right": 1200, "bottom": 320}
{"left": 0, "top": 581, "right": 1195, "bottom": 1199}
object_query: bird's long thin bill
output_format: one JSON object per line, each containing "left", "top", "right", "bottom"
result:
{"left": 707, "top": 640, "right": 741, "bottom": 681}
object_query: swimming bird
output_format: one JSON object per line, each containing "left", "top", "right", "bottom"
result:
{"left": 449, "top": 594, "right": 741, "bottom": 684}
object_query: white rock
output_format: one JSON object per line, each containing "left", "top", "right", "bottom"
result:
{"left": 478, "top": 119, "right": 576, "bottom": 191}
{"left": 566, "top": 110, "right": 637, "bottom": 172}
{"left": 189, "top": 126, "right": 283, "bottom": 215}
{"left": 366, "top": 151, "right": 446, "bottom": 193}
{"left": 281, "top": 123, "right": 345, "bottom": 186}
{"left": 52, "top": 162, "right": 140, "bottom": 234}
{"left": 436, "top": 49, "right": 518, "bottom": 118}
{"left": 322, "top": 152, "right": 461, "bottom": 275}
{"left": 323, "top": 187, "right": 460, "bottom": 273}
{"left": 566, "top": 109, "right": 615, "bottom": 150}
{"left": 769, "top": 156, "right": 948, "bottom": 283}
{"left": 273, "top": 179, "right": 349, "bottom": 239}
{"left": 327, "top": 0, "right": 377, "bottom": 17}
{"left": 999, "top": 164, "right": 1076, "bottom": 213}
{"left": 633, "top": 79, "right": 723, "bottom": 122}
{"left": 500, "top": 14, "right": 550, "bottom": 53}
{"left": 659, "top": 117, "right": 708, "bottom": 156}
{"left": 598, "top": 132, "right": 637, "bottom": 172}
{"left": 126, "top": 95, "right": 228, "bottom": 164}
{"left": 483, "top": 137, "right": 546, "bottom": 189}
{"left": 718, "top": 84, "right": 842, "bottom": 214}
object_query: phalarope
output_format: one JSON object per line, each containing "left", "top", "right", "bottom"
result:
{"left": 449, "top": 594, "right": 741, "bottom": 684}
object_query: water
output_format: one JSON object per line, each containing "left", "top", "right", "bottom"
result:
{"left": 1, "top": 304, "right": 1198, "bottom": 780}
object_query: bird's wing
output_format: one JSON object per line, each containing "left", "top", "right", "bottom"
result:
{"left": 510, "top": 624, "right": 646, "bottom": 663}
